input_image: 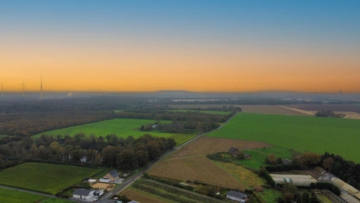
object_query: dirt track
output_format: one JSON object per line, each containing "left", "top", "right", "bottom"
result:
{"left": 172, "top": 136, "right": 270, "bottom": 158}
{"left": 169, "top": 104, "right": 308, "bottom": 116}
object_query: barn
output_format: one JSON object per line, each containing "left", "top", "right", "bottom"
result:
{"left": 226, "top": 190, "right": 247, "bottom": 203}
{"left": 228, "top": 147, "right": 239, "bottom": 156}
{"left": 72, "top": 188, "right": 94, "bottom": 200}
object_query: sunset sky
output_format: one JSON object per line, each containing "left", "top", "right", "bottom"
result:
{"left": 1, "top": 1, "right": 360, "bottom": 92}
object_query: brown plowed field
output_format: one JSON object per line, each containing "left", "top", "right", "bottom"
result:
{"left": 171, "top": 136, "right": 271, "bottom": 158}
{"left": 240, "top": 105, "right": 307, "bottom": 116}
{"left": 149, "top": 155, "right": 245, "bottom": 190}
{"left": 121, "top": 188, "right": 168, "bottom": 203}
{"left": 169, "top": 104, "right": 307, "bottom": 116}
{"left": 288, "top": 104, "right": 360, "bottom": 113}
{"left": 148, "top": 137, "right": 270, "bottom": 190}
{"left": 287, "top": 104, "right": 360, "bottom": 119}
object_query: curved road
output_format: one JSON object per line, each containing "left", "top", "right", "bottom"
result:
{"left": 99, "top": 112, "right": 238, "bottom": 203}
{"left": 0, "top": 112, "right": 238, "bottom": 203}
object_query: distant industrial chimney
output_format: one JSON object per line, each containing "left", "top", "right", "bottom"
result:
{"left": 40, "top": 76, "right": 43, "bottom": 99}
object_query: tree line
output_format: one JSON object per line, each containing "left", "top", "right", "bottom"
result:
{"left": 0, "top": 134, "right": 176, "bottom": 171}
{"left": 320, "top": 152, "right": 360, "bottom": 190}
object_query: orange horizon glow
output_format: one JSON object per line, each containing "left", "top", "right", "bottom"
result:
{"left": 1, "top": 2, "right": 360, "bottom": 93}
{"left": 2, "top": 42, "right": 360, "bottom": 93}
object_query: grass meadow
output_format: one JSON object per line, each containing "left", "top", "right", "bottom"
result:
{"left": 212, "top": 161, "right": 265, "bottom": 189}
{"left": 207, "top": 113, "right": 360, "bottom": 163}
{"left": 0, "top": 163, "right": 102, "bottom": 194}
{"left": 167, "top": 109, "right": 232, "bottom": 115}
{"left": 0, "top": 187, "right": 73, "bottom": 203}
{"left": 0, "top": 134, "right": 8, "bottom": 138}
{"left": 234, "top": 147, "right": 293, "bottom": 170}
{"left": 257, "top": 190, "right": 282, "bottom": 203}
{"left": 33, "top": 118, "right": 195, "bottom": 146}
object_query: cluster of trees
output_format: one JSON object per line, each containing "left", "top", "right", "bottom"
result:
{"left": 315, "top": 110, "right": 343, "bottom": 118}
{"left": 0, "top": 134, "right": 176, "bottom": 171}
{"left": 265, "top": 153, "right": 283, "bottom": 165}
{"left": 259, "top": 167, "right": 275, "bottom": 187}
{"left": 116, "top": 111, "right": 231, "bottom": 134}
{"left": 296, "top": 152, "right": 322, "bottom": 167}
{"left": 276, "top": 183, "right": 318, "bottom": 203}
{"left": 264, "top": 152, "right": 321, "bottom": 167}
{"left": 0, "top": 96, "right": 147, "bottom": 138}
{"left": 320, "top": 152, "right": 360, "bottom": 189}
{"left": 0, "top": 111, "right": 111, "bottom": 137}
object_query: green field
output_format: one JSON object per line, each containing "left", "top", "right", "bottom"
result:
{"left": 257, "top": 189, "right": 282, "bottom": 203}
{"left": 316, "top": 193, "right": 333, "bottom": 203}
{"left": 33, "top": 119, "right": 195, "bottom": 146}
{"left": 0, "top": 163, "right": 101, "bottom": 194}
{"left": 0, "top": 134, "right": 8, "bottom": 138}
{"left": 235, "top": 147, "right": 293, "bottom": 170}
{"left": 207, "top": 113, "right": 360, "bottom": 163}
{"left": 0, "top": 187, "right": 72, "bottom": 203}
{"left": 167, "top": 109, "right": 232, "bottom": 115}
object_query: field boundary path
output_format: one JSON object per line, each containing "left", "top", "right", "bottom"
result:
{"left": 99, "top": 112, "right": 239, "bottom": 203}
{"left": 0, "top": 185, "right": 69, "bottom": 201}
{"left": 142, "top": 179, "right": 226, "bottom": 203}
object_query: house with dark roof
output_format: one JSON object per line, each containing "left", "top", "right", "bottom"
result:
{"left": 73, "top": 188, "right": 94, "bottom": 200}
{"left": 104, "top": 170, "right": 119, "bottom": 182}
{"left": 226, "top": 190, "right": 247, "bottom": 203}
{"left": 228, "top": 147, "right": 239, "bottom": 156}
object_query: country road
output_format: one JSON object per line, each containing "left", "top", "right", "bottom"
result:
{"left": 0, "top": 112, "right": 238, "bottom": 203}
{"left": 99, "top": 112, "right": 237, "bottom": 203}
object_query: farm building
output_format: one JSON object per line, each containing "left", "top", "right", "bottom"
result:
{"left": 99, "top": 178, "right": 110, "bottom": 183}
{"left": 244, "top": 154, "right": 252, "bottom": 159}
{"left": 270, "top": 174, "right": 317, "bottom": 186}
{"left": 94, "top": 189, "right": 104, "bottom": 196}
{"left": 331, "top": 177, "right": 360, "bottom": 200}
{"left": 104, "top": 170, "right": 119, "bottom": 182}
{"left": 73, "top": 188, "right": 94, "bottom": 200}
{"left": 228, "top": 147, "right": 239, "bottom": 156}
{"left": 88, "top": 178, "right": 96, "bottom": 183}
{"left": 226, "top": 190, "right": 247, "bottom": 203}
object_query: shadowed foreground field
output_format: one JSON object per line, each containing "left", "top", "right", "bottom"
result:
{"left": 0, "top": 163, "right": 101, "bottom": 194}
{"left": 207, "top": 113, "right": 360, "bottom": 163}
{"left": 0, "top": 187, "right": 72, "bottom": 203}
{"left": 121, "top": 188, "right": 169, "bottom": 203}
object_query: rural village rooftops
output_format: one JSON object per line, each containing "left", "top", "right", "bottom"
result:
{"left": 108, "top": 170, "right": 119, "bottom": 178}
{"left": 227, "top": 190, "right": 247, "bottom": 199}
{"left": 73, "top": 188, "right": 93, "bottom": 196}
{"left": 228, "top": 147, "right": 239, "bottom": 154}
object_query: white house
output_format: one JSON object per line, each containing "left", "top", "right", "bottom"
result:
{"left": 99, "top": 178, "right": 110, "bottom": 183}
{"left": 88, "top": 178, "right": 97, "bottom": 183}
{"left": 226, "top": 190, "right": 247, "bottom": 203}
{"left": 73, "top": 188, "right": 94, "bottom": 200}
